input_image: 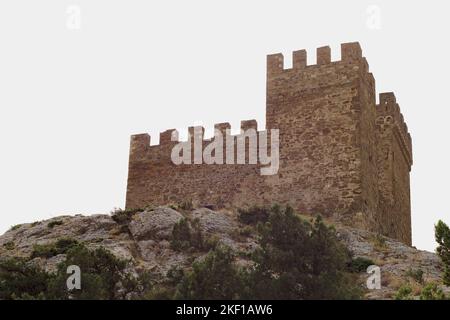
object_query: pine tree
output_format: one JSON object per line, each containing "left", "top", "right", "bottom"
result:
{"left": 435, "top": 220, "right": 450, "bottom": 285}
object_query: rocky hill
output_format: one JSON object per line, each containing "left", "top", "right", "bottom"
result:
{"left": 0, "top": 206, "right": 448, "bottom": 299}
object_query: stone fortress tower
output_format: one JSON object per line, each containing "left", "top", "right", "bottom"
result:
{"left": 126, "top": 42, "right": 413, "bottom": 245}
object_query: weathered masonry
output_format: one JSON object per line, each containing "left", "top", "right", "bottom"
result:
{"left": 126, "top": 42, "right": 413, "bottom": 244}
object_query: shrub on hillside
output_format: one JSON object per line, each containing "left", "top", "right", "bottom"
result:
{"left": 1, "top": 242, "right": 149, "bottom": 300}
{"left": 348, "top": 257, "right": 375, "bottom": 273}
{"left": 171, "top": 218, "right": 193, "bottom": 251}
{"left": 0, "top": 258, "right": 51, "bottom": 300}
{"left": 246, "top": 207, "right": 362, "bottom": 299}
{"left": 110, "top": 207, "right": 142, "bottom": 225}
{"left": 179, "top": 199, "right": 194, "bottom": 211}
{"left": 174, "top": 245, "right": 243, "bottom": 299}
{"left": 420, "top": 283, "right": 447, "bottom": 300}
{"left": 31, "top": 238, "right": 79, "bottom": 259}
{"left": 171, "top": 218, "right": 206, "bottom": 251}
{"left": 435, "top": 220, "right": 450, "bottom": 286}
{"left": 1, "top": 205, "right": 364, "bottom": 300}
{"left": 394, "top": 283, "right": 413, "bottom": 300}
{"left": 406, "top": 268, "right": 424, "bottom": 284}
{"left": 174, "top": 206, "right": 362, "bottom": 300}
{"left": 48, "top": 220, "right": 64, "bottom": 228}
{"left": 238, "top": 205, "right": 270, "bottom": 225}
{"left": 47, "top": 244, "right": 138, "bottom": 300}
{"left": 3, "top": 241, "right": 15, "bottom": 250}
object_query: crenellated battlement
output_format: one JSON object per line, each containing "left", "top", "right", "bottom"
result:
{"left": 160, "top": 129, "right": 178, "bottom": 144}
{"left": 376, "top": 92, "right": 413, "bottom": 168}
{"left": 126, "top": 42, "right": 413, "bottom": 245}
{"left": 130, "top": 119, "right": 273, "bottom": 164}
{"left": 267, "top": 42, "right": 368, "bottom": 75}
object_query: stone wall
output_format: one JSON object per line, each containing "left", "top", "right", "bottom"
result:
{"left": 125, "top": 123, "right": 269, "bottom": 211}
{"left": 375, "top": 93, "right": 413, "bottom": 244}
{"left": 125, "top": 42, "right": 413, "bottom": 244}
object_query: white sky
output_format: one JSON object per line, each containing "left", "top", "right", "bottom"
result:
{"left": 0, "top": 0, "right": 448, "bottom": 252}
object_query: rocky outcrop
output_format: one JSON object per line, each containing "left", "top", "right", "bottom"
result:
{"left": 336, "top": 226, "right": 449, "bottom": 299}
{"left": 0, "top": 206, "right": 447, "bottom": 299}
{"left": 128, "top": 207, "right": 184, "bottom": 241}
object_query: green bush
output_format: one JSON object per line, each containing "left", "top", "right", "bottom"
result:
{"left": 246, "top": 207, "right": 362, "bottom": 299}
{"left": 47, "top": 244, "right": 135, "bottom": 299}
{"left": 171, "top": 218, "right": 206, "bottom": 251}
{"left": 348, "top": 257, "right": 375, "bottom": 273}
{"left": 0, "top": 258, "right": 51, "bottom": 300}
{"left": 238, "top": 225, "right": 254, "bottom": 237}
{"left": 166, "top": 266, "right": 185, "bottom": 285}
{"left": 202, "top": 235, "right": 220, "bottom": 251}
{"left": 0, "top": 242, "right": 151, "bottom": 300}
{"left": 111, "top": 208, "right": 142, "bottom": 225}
{"left": 179, "top": 199, "right": 194, "bottom": 211}
{"left": 190, "top": 219, "right": 205, "bottom": 249}
{"left": 31, "top": 238, "right": 79, "bottom": 259}
{"left": 238, "top": 206, "right": 270, "bottom": 225}
{"left": 406, "top": 268, "right": 424, "bottom": 284}
{"left": 31, "top": 244, "right": 55, "bottom": 258}
{"left": 420, "top": 283, "right": 447, "bottom": 300}
{"left": 372, "top": 234, "right": 387, "bottom": 251}
{"left": 3, "top": 241, "right": 15, "bottom": 250}
{"left": 48, "top": 220, "right": 64, "bottom": 228}
{"left": 175, "top": 245, "right": 243, "bottom": 299}
{"left": 435, "top": 220, "right": 450, "bottom": 286}
{"left": 394, "top": 283, "right": 414, "bottom": 300}
{"left": 31, "top": 221, "right": 40, "bottom": 227}
{"left": 144, "top": 287, "right": 174, "bottom": 300}
{"left": 171, "top": 218, "right": 193, "bottom": 251}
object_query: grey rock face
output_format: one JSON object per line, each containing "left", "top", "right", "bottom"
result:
{"left": 128, "top": 207, "right": 184, "bottom": 241}
{"left": 0, "top": 207, "right": 448, "bottom": 300}
{"left": 191, "top": 208, "right": 237, "bottom": 235}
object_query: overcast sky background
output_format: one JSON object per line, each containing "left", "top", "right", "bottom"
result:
{"left": 0, "top": 0, "right": 448, "bottom": 251}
